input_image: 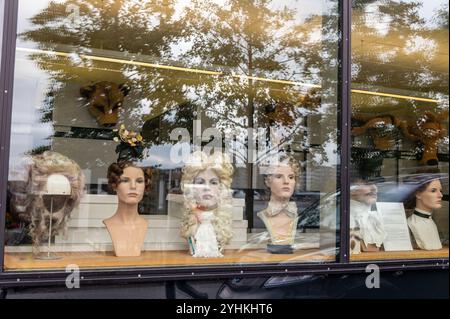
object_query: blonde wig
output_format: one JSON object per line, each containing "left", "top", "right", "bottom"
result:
{"left": 9, "top": 151, "right": 85, "bottom": 248}
{"left": 180, "top": 151, "right": 234, "bottom": 251}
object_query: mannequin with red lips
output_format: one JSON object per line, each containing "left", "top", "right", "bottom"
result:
{"left": 180, "top": 152, "right": 234, "bottom": 258}
{"left": 350, "top": 179, "right": 386, "bottom": 253}
{"left": 104, "top": 164, "right": 149, "bottom": 257}
{"left": 407, "top": 179, "right": 443, "bottom": 250}
{"left": 188, "top": 168, "right": 224, "bottom": 257}
{"left": 258, "top": 158, "right": 300, "bottom": 254}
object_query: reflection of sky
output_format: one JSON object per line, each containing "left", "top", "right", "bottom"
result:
{"left": 173, "top": 0, "right": 324, "bottom": 21}
{"left": 17, "top": 0, "right": 447, "bottom": 43}
{"left": 16, "top": 0, "right": 58, "bottom": 46}
{"left": 9, "top": 53, "right": 53, "bottom": 173}
{"left": 363, "top": 0, "right": 447, "bottom": 34}
{"left": 11, "top": 0, "right": 325, "bottom": 166}
{"left": 140, "top": 144, "right": 184, "bottom": 170}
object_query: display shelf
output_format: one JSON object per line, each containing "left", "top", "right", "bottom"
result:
{"left": 3, "top": 248, "right": 334, "bottom": 271}
{"left": 351, "top": 246, "right": 449, "bottom": 261}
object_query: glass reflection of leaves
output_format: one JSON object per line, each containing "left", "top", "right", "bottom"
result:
{"left": 22, "top": 0, "right": 338, "bottom": 162}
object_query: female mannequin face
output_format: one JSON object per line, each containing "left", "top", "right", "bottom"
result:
{"left": 115, "top": 166, "right": 145, "bottom": 205}
{"left": 266, "top": 165, "right": 296, "bottom": 202}
{"left": 416, "top": 179, "right": 443, "bottom": 212}
{"left": 193, "top": 168, "right": 220, "bottom": 209}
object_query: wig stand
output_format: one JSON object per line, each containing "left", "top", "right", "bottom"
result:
{"left": 35, "top": 197, "right": 62, "bottom": 260}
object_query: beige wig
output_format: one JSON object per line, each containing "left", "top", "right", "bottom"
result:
{"left": 9, "top": 151, "right": 85, "bottom": 249}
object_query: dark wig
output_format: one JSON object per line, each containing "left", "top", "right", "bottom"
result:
{"left": 403, "top": 168, "right": 445, "bottom": 209}
{"left": 107, "top": 161, "right": 152, "bottom": 193}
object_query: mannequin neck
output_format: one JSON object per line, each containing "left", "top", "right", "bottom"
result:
{"left": 414, "top": 203, "right": 433, "bottom": 215}
{"left": 269, "top": 196, "right": 290, "bottom": 205}
{"left": 113, "top": 202, "right": 140, "bottom": 224}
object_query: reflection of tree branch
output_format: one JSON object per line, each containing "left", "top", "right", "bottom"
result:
{"left": 236, "top": 63, "right": 248, "bottom": 74}
{"left": 203, "top": 105, "right": 246, "bottom": 129}
{"left": 216, "top": 17, "right": 250, "bottom": 51}
{"left": 210, "top": 27, "right": 247, "bottom": 52}
{"left": 256, "top": 119, "right": 306, "bottom": 164}
{"left": 261, "top": 45, "right": 289, "bottom": 61}
{"left": 276, "top": 57, "right": 296, "bottom": 65}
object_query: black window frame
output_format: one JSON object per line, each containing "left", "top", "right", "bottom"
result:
{"left": 0, "top": 0, "right": 447, "bottom": 288}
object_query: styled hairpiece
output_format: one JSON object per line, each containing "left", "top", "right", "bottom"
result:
{"left": 113, "top": 124, "right": 145, "bottom": 162}
{"left": 8, "top": 151, "right": 85, "bottom": 248}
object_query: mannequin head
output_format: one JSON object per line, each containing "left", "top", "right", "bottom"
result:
{"left": 107, "top": 161, "right": 151, "bottom": 206}
{"left": 414, "top": 179, "right": 443, "bottom": 212}
{"left": 403, "top": 170, "right": 446, "bottom": 211}
{"left": 192, "top": 168, "right": 220, "bottom": 209}
{"left": 350, "top": 179, "right": 378, "bottom": 206}
{"left": 264, "top": 154, "right": 300, "bottom": 202}
{"left": 181, "top": 152, "right": 233, "bottom": 208}
{"left": 115, "top": 166, "right": 145, "bottom": 205}
{"left": 104, "top": 161, "right": 151, "bottom": 257}
{"left": 180, "top": 151, "right": 234, "bottom": 251}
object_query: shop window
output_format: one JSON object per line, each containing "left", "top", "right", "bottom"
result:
{"left": 350, "top": 0, "right": 449, "bottom": 260}
{"left": 3, "top": 0, "right": 340, "bottom": 271}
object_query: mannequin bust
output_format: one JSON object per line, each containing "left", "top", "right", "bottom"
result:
{"left": 257, "top": 155, "right": 300, "bottom": 254}
{"left": 104, "top": 161, "right": 151, "bottom": 257}
{"left": 180, "top": 151, "right": 234, "bottom": 257}
{"left": 350, "top": 179, "right": 386, "bottom": 253}
{"left": 407, "top": 178, "right": 443, "bottom": 250}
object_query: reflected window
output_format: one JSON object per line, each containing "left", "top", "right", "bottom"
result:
{"left": 4, "top": 0, "right": 340, "bottom": 270}
{"left": 350, "top": 0, "right": 449, "bottom": 260}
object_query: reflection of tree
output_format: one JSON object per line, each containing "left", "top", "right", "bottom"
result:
{"left": 22, "top": 0, "right": 340, "bottom": 170}
{"left": 142, "top": 101, "right": 195, "bottom": 144}
{"left": 22, "top": 0, "right": 184, "bottom": 127}
{"left": 22, "top": 0, "right": 337, "bottom": 147}
{"left": 351, "top": 0, "right": 449, "bottom": 165}
{"left": 434, "top": 3, "right": 449, "bottom": 29}
{"left": 23, "top": 0, "right": 178, "bottom": 55}
{"left": 173, "top": 0, "right": 330, "bottom": 163}
{"left": 352, "top": 0, "right": 449, "bottom": 99}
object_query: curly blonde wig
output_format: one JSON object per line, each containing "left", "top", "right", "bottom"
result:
{"left": 180, "top": 151, "right": 234, "bottom": 251}
{"left": 9, "top": 151, "right": 85, "bottom": 249}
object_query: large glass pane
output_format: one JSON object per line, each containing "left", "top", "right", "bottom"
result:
{"left": 4, "top": 0, "right": 340, "bottom": 271}
{"left": 351, "top": 0, "right": 448, "bottom": 260}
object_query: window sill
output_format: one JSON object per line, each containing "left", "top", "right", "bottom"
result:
{"left": 350, "top": 246, "right": 449, "bottom": 262}
{"left": 4, "top": 248, "right": 335, "bottom": 271}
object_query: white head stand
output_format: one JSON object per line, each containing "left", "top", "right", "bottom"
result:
{"left": 35, "top": 174, "right": 71, "bottom": 260}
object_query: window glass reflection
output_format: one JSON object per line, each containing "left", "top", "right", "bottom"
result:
{"left": 4, "top": 0, "right": 340, "bottom": 270}
{"left": 351, "top": 0, "right": 449, "bottom": 260}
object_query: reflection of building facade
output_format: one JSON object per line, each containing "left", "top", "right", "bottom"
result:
{"left": 0, "top": 0, "right": 448, "bottom": 297}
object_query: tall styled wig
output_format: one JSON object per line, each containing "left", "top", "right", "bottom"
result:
{"left": 180, "top": 151, "right": 234, "bottom": 251}
{"left": 9, "top": 151, "right": 85, "bottom": 249}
